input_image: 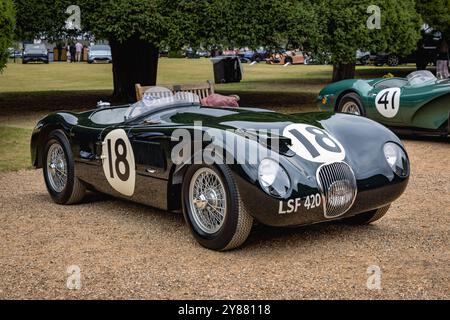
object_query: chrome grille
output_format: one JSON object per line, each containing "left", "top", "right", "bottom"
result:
{"left": 316, "top": 162, "right": 357, "bottom": 219}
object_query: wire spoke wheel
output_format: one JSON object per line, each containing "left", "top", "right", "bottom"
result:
{"left": 189, "top": 168, "right": 227, "bottom": 234}
{"left": 46, "top": 142, "right": 68, "bottom": 193}
{"left": 341, "top": 101, "right": 361, "bottom": 115}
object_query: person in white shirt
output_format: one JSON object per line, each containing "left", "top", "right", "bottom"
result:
{"left": 75, "top": 42, "right": 83, "bottom": 62}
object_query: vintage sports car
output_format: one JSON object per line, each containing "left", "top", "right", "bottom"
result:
{"left": 266, "top": 50, "right": 305, "bottom": 65}
{"left": 22, "top": 44, "right": 49, "bottom": 64}
{"left": 31, "top": 93, "right": 410, "bottom": 251}
{"left": 318, "top": 70, "right": 450, "bottom": 137}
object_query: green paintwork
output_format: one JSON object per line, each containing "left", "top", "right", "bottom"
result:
{"left": 318, "top": 76, "right": 450, "bottom": 131}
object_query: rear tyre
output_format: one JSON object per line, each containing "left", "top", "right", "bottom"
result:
{"left": 337, "top": 93, "right": 365, "bottom": 116}
{"left": 182, "top": 165, "right": 253, "bottom": 251}
{"left": 343, "top": 206, "right": 391, "bottom": 225}
{"left": 42, "top": 130, "right": 86, "bottom": 205}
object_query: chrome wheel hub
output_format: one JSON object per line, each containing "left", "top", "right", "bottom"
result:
{"left": 341, "top": 101, "right": 361, "bottom": 115}
{"left": 46, "top": 143, "right": 67, "bottom": 193}
{"left": 189, "top": 168, "right": 227, "bottom": 234}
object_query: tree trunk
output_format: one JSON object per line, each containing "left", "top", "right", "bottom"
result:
{"left": 109, "top": 37, "right": 159, "bottom": 102}
{"left": 332, "top": 63, "right": 356, "bottom": 82}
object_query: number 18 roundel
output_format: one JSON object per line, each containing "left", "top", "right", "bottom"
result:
{"left": 102, "top": 129, "right": 136, "bottom": 197}
{"left": 283, "top": 124, "right": 346, "bottom": 164}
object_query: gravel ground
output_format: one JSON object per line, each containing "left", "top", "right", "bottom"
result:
{"left": 0, "top": 139, "right": 449, "bottom": 300}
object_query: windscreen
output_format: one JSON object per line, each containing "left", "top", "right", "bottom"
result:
{"left": 90, "top": 45, "right": 111, "bottom": 52}
{"left": 25, "top": 44, "right": 46, "bottom": 54}
{"left": 406, "top": 70, "right": 436, "bottom": 86}
{"left": 124, "top": 91, "right": 200, "bottom": 120}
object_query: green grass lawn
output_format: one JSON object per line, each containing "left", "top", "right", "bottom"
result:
{"left": 0, "top": 126, "right": 32, "bottom": 172}
{"left": 0, "top": 58, "right": 420, "bottom": 172}
{"left": 1, "top": 58, "right": 418, "bottom": 94}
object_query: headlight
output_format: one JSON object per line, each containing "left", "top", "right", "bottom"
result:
{"left": 383, "top": 142, "right": 409, "bottom": 177}
{"left": 258, "top": 158, "right": 291, "bottom": 198}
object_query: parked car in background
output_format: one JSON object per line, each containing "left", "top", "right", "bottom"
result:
{"left": 22, "top": 44, "right": 48, "bottom": 64}
{"left": 159, "top": 50, "right": 169, "bottom": 58}
{"left": 318, "top": 70, "right": 450, "bottom": 137}
{"left": 88, "top": 45, "right": 112, "bottom": 64}
{"left": 241, "top": 49, "right": 268, "bottom": 63}
{"left": 374, "top": 28, "right": 442, "bottom": 68}
{"left": 185, "top": 48, "right": 200, "bottom": 59}
{"left": 185, "top": 48, "right": 211, "bottom": 59}
{"left": 356, "top": 50, "right": 371, "bottom": 65}
{"left": 197, "top": 50, "right": 210, "bottom": 58}
{"left": 266, "top": 50, "right": 305, "bottom": 65}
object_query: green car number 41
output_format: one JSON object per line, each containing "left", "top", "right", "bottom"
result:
{"left": 318, "top": 70, "right": 450, "bottom": 137}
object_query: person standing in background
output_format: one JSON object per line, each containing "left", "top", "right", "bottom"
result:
{"left": 69, "top": 42, "right": 76, "bottom": 63}
{"left": 75, "top": 41, "right": 83, "bottom": 62}
{"left": 66, "top": 43, "right": 71, "bottom": 62}
{"left": 436, "top": 38, "right": 449, "bottom": 79}
{"left": 56, "top": 42, "right": 63, "bottom": 62}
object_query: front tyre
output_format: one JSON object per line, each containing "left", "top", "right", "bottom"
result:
{"left": 337, "top": 93, "right": 365, "bottom": 116}
{"left": 343, "top": 206, "right": 391, "bottom": 225}
{"left": 43, "top": 130, "right": 86, "bottom": 205}
{"left": 182, "top": 165, "right": 253, "bottom": 251}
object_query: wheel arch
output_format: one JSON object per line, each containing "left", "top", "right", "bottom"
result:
{"left": 32, "top": 124, "right": 70, "bottom": 168}
{"left": 166, "top": 149, "right": 238, "bottom": 212}
{"left": 334, "top": 89, "right": 361, "bottom": 111}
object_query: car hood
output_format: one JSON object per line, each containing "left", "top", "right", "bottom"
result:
{"left": 90, "top": 50, "right": 111, "bottom": 56}
{"left": 25, "top": 50, "right": 46, "bottom": 55}
{"left": 170, "top": 107, "right": 401, "bottom": 175}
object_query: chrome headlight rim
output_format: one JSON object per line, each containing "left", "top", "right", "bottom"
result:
{"left": 383, "top": 142, "right": 409, "bottom": 177}
{"left": 258, "top": 158, "right": 291, "bottom": 199}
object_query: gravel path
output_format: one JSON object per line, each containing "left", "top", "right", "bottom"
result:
{"left": 0, "top": 139, "right": 449, "bottom": 300}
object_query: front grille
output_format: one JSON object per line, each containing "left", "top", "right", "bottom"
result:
{"left": 316, "top": 162, "right": 357, "bottom": 219}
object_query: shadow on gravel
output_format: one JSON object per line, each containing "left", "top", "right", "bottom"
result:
{"left": 244, "top": 221, "right": 387, "bottom": 249}
{"left": 399, "top": 135, "right": 450, "bottom": 144}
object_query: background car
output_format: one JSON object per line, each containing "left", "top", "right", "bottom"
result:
{"left": 318, "top": 70, "right": 450, "bottom": 137}
{"left": 197, "top": 50, "right": 210, "bottom": 58}
{"left": 31, "top": 94, "right": 410, "bottom": 251}
{"left": 266, "top": 50, "right": 305, "bottom": 65}
{"left": 22, "top": 44, "right": 48, "bottom": 64}
{"left": 87, "top": 44, "right": 112, "bottom": 64}
{"left": 185, "top": 48, "right": 200, "bottom": 59}
{"left": 374, "top": 27, "right": 442, "bottom": 68}
{"left": 240, "top": 49, "right": 268, "bottom": 63}
{"left": 356, "top": 50, "right": 371, "bottom": 65}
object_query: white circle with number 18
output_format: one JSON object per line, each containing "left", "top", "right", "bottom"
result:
{"left": 375, "top": 87, "right": 401, "bottom": 118}
{"left": 283, "top": 124, "right": 346, "bottom": 163}
{"left": 102, "top": 129, "right": 136, "bottom": 196}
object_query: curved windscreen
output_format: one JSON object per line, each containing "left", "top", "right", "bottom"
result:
{"left": 24, "top": 44, "right": 46, "bottom": 54}
{"left": 90, "top": 45, "right": 111, "bottom": 52}
{"left": 124, "top": 91, "right": 200, "bottom": 120}
{"left": 407, "top": 70, "right": 436, "bottom": 86}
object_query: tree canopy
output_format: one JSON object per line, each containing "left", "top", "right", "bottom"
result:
{"left": 12, "top": 0, "right": 427, "bottom": 96}
{"left": 416, "top": 0, "right": 450, "bottom": 37}
{"left": 315, "top": 0, "right": 422, "bottom": 80}
{"left": 0, "top": 0, "right": 15, "bottom": 72}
